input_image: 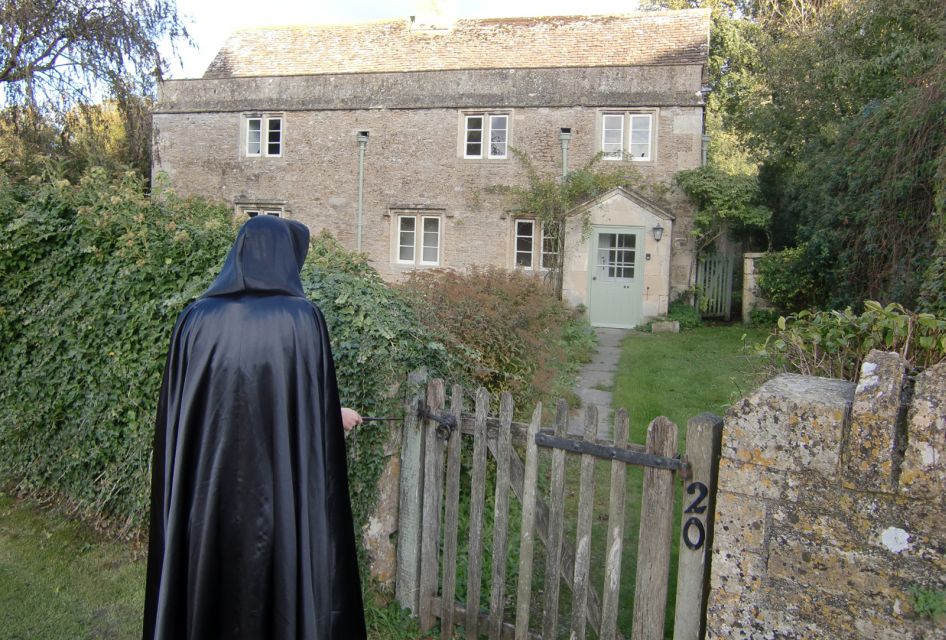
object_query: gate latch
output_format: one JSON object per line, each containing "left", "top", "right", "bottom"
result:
{"left": 419, "top": 402, "right": 458, "bottom": 440}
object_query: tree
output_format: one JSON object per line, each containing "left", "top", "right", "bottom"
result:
{"left": 493, "top": 149, "right": 638, "bottom": 300}
{"left": 0, "top": 0, "right": 188, "bottom": 176}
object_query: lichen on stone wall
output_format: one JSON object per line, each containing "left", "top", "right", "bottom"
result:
{"left": 707, "top": 351, "right": 946, "bottom": 640}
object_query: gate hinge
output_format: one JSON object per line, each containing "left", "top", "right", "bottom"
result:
{"left": 678, "top": 454, "right": 693, "bottom": 482}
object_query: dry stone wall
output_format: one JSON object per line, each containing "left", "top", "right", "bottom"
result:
{"left": 707, "top": 350, "right": 946, "bottom": 639}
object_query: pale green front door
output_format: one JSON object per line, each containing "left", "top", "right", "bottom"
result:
{"left": 588, "top": 227, "right": 644, "bottom": 328}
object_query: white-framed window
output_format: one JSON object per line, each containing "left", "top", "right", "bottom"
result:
{"left": 245, "top": 114, "right": 283, "bottom": 157}
{"left": 397, "top": 215, "right": 441, "bottom": 266}
{"left": 243, "top": 208, "right": 282, "bottom": 218}
{"left": 464, "top": 113, "right": 509, "bottom": 159}
{"left": 541, "top": 224, "right": 560, "bottom": 270}
{"left": 515, "top": 219, "right": 535, "bottom": 268}
{"left": 601, "top": 112, "right": 653, "bottom": 161}
{"left": 514, "top": 219, "right": 559, "bottom": 270}
{"left": 236, "top": 201, "right": 286, "bottom": 218}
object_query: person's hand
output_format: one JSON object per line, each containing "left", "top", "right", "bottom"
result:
{"left": 341, "top": 407, "right": 362, "bottom": 434}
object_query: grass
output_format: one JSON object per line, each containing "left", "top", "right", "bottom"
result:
{"left": 0, "top": 491, "right": 431, "bottom": 639}
{"left": 607, "top": 324, "right": 768, "bottom": 637}
{"left": 612, "top": 325, "right": 768, "bottom": 433}
{"left": 0, "top": 492, "right": 146, "bottom": 639}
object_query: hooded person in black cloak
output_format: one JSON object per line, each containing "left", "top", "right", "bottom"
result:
{"left": 142, "top": 215, "right": 367, "bottom": 640}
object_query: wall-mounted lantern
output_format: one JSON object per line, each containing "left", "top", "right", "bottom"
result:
{"left": 652, "top": 223, "right": 664, "bottom": 242}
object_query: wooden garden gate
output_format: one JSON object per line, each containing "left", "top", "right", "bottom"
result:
{"left": 395, "top": 377, "right": 722, "bottom": 640}
{"left": 696, "top": 253, "right": 736, "bottom": 320}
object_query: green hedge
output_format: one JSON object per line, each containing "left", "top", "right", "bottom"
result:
{"left": 0, "top": 169, "right": 451, "bottom": 538}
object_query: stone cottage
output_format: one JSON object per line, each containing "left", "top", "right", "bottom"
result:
{"left": 152, "top": 9, "right": 710, "bottom": 328}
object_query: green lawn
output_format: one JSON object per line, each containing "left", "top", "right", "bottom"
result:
{"left": 0, "top": 491, "right": 430, "bottom": 640}
{"left": 0, "top": 493, "right": 146, "bottom": 640}
{"left": 612, "top": 325, "right": 768, "bottom": 440}
{"left": 606, "top": 324, "right": 768, "bottom": 637}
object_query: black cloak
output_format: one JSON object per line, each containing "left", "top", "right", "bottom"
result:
{"left": 143, "top": 216, "right": 366, "bottom": 640}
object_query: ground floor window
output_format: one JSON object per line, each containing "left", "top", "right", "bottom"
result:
{"left": 397, "top": 214, "right": 441, "bottom": 266}
{"left": 236, "top": 201, "right": 286, "bottom": 219}
{"left": 242, "top": 208, "right": 282, "bottom": 218}
{"left": 515, "top": 219, "right": 559, "bottom": 270}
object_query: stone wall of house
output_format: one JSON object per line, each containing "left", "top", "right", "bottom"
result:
{"left": 707, "top": 351, "right": 946, "bottom": 639}
{"left": 152, "top": 65, "right": 703, "bottom": 294}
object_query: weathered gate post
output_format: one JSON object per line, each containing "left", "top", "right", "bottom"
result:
{"left": 418, "top": 379, "right": 447, "bottom": 631}
{"left": 632, "top": 417, "right": 679, "bottom": 639}
{"left": 673, "top": 413, "right": 723, "bottom": 640}
{"left": 395, "top": 369, "right": 428, "bottom": 614}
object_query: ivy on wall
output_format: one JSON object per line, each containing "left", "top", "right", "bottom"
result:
{"left": 0, "top": 169, "right": 451, "bottom": 542}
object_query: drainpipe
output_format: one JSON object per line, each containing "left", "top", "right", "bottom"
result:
{"left": 558, "top": 127, "right": 572, "bottom": 178}
{"left": 556, "top": 128, "right": 573, "bottom": 301}
{"left": 356, "top": 131, "right": 369, "bottom": 251}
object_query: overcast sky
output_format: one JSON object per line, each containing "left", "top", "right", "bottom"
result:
{"left": 166, "top": 0, "right": 642, "bottom": 79}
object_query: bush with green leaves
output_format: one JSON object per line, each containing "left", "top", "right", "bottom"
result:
{"left": 0, "top": 169, "right": 452, "bottom": 540}
{"left": 667, "top": 297, "right": 703, "bottom": 330}
{"left": 754, "top": 245, "right": 821, "bottom": 313}
{"left": 754, "top": 301, "right": 946, "bottom": 381}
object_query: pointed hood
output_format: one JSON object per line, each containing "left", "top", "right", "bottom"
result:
{"left": 204, "top": 216, "right": 310, "bottom": 297}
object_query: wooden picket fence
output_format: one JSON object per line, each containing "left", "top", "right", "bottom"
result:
{"left": 395, "top": 377, "right": 722, "bottom": 640}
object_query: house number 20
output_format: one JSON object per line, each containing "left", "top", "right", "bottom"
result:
{"left": 682, "top": 481, "right": 708, "bottom": 550}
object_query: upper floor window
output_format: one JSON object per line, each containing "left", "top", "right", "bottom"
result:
{"left": 398, "top": 214, "right": 441, "bottom": 266}
{"left": 464, "top": 113, "right": 509, "bottom": 160}
{"left": 246, "top": 114, "right": 282, "bottom": 157}
{"left": 601, "top": 112, "right": 653, "bottom": 161}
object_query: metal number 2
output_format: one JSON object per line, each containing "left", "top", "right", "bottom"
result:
{"left": 685, "top": 481, "right": 708, "bottom": 514}
{"left": 683, "top": 481, "right": 709, "bottom": 550}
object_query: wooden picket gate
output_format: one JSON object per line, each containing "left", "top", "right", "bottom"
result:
{"left": 696, "top": 252, "right": 736, "bottom": 320}
{"left": 395, "top": 377, "right": 722, "bottom": 640}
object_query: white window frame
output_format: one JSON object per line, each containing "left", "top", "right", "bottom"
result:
{"left": 242, "top": 208, "right": 283, "bottom": 218}
{"left": 601, "top": 111, "right": 654, "bottom": 162}
{"left": 514, "top": 219, "right": 559, "bottom": 271}
{"left": 397, "top": 214, "right": 441, "bottom": 266}
{"left": 541, "top": 223, "right": 560, "bottom": 270}
{"left": 602, "top": 114, "right": 625, "bottom": 160}
{"left": 245, "top": 114, "right": 283, "bottom": 157}
{"left": 515, "top": 219, "right": 535, "bottom": 269}
{"left": 463, "top": 112, "right": 510, "bottom": 160}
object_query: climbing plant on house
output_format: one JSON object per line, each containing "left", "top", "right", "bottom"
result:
{"left": 492, "top": 149, "right": 638, "bottom": 299}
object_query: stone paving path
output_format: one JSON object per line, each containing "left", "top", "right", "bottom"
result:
{"left": 568, "top": 327, "right": 631, "bottom": 436}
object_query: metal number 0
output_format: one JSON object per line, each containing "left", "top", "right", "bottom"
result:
{"left": 683, "top": 481, "right": 709, "bottom": 550}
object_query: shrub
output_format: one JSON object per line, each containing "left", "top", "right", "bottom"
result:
{"left": 399, "top": 267, "right": 595, "bottom": 409}
{"left": 754, "top": 301, "right": 946, "bottom": 381}
{"left": 0, "top": 169, "right": 452, "bottom": 541}
{"left": 748, "top": 308, "right": 780, "bottom": 328}
{"left": 667, "top": 297, "right": 703, "bottom": 329}
{"left": 918, "top": 232, "right": 946, "bottom": 316}
{"left": 755, "top": 245, "right": 822, "bottom": 313}
{"left": 300, "top": 234, "right": 455, "bottom": 532}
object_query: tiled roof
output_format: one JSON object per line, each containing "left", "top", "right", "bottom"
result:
{"left": 203, "top": 10, "right": 710, "bottom": 79}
